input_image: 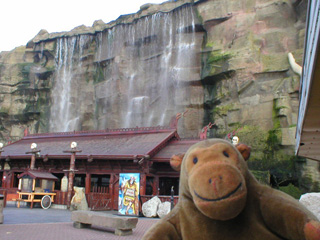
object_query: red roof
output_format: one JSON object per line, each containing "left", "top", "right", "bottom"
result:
{"left": 152, "top": 139, "right": 202, "bottom": 161}
{"left": 18, "top": 170, "right": 59, "bottom": 180}
{"left": 1, "top": 127, "right": 179, "bottom": 160}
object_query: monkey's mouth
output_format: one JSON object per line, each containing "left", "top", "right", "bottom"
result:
{"left": 194, "top": 183, "right": 242, "bottom": 202}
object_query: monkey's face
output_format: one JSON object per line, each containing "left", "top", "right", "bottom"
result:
{"left": 184, "top": 142, "right": 247, "bottom": 220}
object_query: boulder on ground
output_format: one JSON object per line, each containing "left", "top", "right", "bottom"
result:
{"left": 142, "top": 196, "right": 161, "bottom": 218}
{"left": 157, "top": 201, "right": 171, "bottom": 218}
{"left": 299, "top": 192, "right": 320, "bottom": 220}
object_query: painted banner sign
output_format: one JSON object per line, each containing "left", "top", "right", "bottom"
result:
{"left": 118, "top": 173, "right": 140, "bottom": 215}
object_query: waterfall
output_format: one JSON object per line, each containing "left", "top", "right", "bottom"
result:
{"left": 47, "top": 4, "right": 202, "bottom": 135}
{"left": 95, "top": 4, "right": 199, "bottom": 129}
{"left": 49, "top": 35, "right": 93, "bottom": 132}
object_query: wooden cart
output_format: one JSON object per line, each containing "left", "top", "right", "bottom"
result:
{"left": 17, "top": 170, "right": 58, "bottom": 209}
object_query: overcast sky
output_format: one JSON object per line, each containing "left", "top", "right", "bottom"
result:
{"left": 0, "top": 0, "right": 166, "bottom": 52}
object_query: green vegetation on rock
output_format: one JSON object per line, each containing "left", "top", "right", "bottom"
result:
{"left": 212, "top": 104, "right": 234, "bottom": 117}
{"left": 251, "top": 170, "right": 270, "bottom": 185}
{"left": 279, "top": 183, "right": 302, "bottom": 199}
{"left": 202, "top": 50, "right": 232, "bottom": 78}
{"left": 213, "top": 123, "right": 304, "bottom": 192}
{"left": 94, "top": 64, "right": 105, "bottom": 83}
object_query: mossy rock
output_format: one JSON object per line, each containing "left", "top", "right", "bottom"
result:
{"left": 261, "top": 53, "right": 289, "bottom": 72}
{"left": 251, "top": 170, "right": 270, "bottom": 185}
{"left": 279, "top": 183, "right": 302, "bottom": 199}
{"left": 18, "top": 63, "right": 36, "bottom": 80}
{"left": 212, "top": 104, "right": 234, "bottom": 117}
{"left": 93, "top": 65, "right": 105, "bottom": 83}
{"left": 202, "top": 50, "right": 232, "bottom": 78}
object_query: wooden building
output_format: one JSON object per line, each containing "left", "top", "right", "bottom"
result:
{"left": 0, "top": 126, "right": 202, "bottom": 210}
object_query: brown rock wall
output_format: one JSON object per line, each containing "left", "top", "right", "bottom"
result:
{"left": 0, "top": 0, "right": 307, "bottom": 143}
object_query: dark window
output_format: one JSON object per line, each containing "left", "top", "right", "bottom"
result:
{"left": 91, "top": 174, "right": 110, "bottom": 193}
{"left": 35, "top": 179, "right": 41, "bottom": 188}
{"left": 146, "top": 176, "right": 154, "bottom": 195}
{"left": 52, "top": 173, "right": 65, "bottom": 190}
{"left": 74, "top": 174, "right": 86, "bottom": 188}
{"left": 159, "top": 177, "right": 179, "bottom": 195}
{"left": 13, "top": 172, "right": 23, "bottom": 188}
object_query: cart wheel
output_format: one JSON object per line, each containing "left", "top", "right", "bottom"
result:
{"left": 41, "top": 195, "right": 52, "bottom": 209}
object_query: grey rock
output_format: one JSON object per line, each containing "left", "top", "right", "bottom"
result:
{"left": 157, "top": 201, "right": 171, "bottom": 218}
{"left": 142, "top": 196, "right": 161, "bottom": 218}
{"left": 299, "top": 193, "right": 320, "bottom": 221}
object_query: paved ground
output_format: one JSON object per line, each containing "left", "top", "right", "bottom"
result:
{"left": 0, "top": 204, "right": 159, "bottom": 240}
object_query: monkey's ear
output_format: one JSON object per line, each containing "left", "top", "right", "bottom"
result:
{"left": 170, "top": 153, "right": 184, "bottom": 172}
{"left": 236, "top": 143, "right": 251, "bottom": 161}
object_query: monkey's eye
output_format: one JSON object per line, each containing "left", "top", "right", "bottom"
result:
{"left": 223, "top": 151, "right": 229, "bottom": 158}
{"left": 193, "top": 157, "right": 198, "bottom": 164}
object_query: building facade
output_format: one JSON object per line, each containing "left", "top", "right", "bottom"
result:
{"left": 0, "top": 126, "right": 202, "bottom": 210}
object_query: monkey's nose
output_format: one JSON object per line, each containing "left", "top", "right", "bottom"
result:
{"left": 209, "top": 176, "right": 223, "bottom": 195}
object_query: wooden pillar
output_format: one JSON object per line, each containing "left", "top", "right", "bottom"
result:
{"left": 155, "top": 176, "right": 159, "bottom": 196}
{"left": 30, "top": 154, "right": 36, "bottom": 170}
{"left": 32, "top": 179, "right": 36, "bottom": 192}
{"left": 85, "top": 173, "right": 91, "bottom": 195}
{"left": 110, "top": 174, "right": 114, "bottom": 209}
{"left": 67, "top": 152, "right": 76, "bottom": 209}
{"left": 140, "top": 173, "right": 146, "bottom": 196}
{"left": 63, "top": 147, "right": 82, "bottom": 209}
{"left": 2, "top": 171, "right": 10, "bottom": 189}
{"left": 26, "top": 148, "right": 41, "bottom": 170}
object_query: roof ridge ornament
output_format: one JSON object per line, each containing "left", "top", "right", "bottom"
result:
{"left": 199, "top": 122, "right": 215, "bottom": 140}
{"left": 169, "top": 110, "right": 193, "bottom": 129}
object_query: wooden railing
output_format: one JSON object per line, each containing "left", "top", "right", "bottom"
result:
{"left": 0, "top": 188, "right": 20, "bottom": 207}
{"left": 53, "top": 191, "right": 69, "bottom": 205}
{"left": 87, "top": 192, "right": 112, "bottom": 210}
{"left": 52, "top": 189, "right": 112, "bottom": 210}
{"left": 91, "top": 186, "right": 109, "bottom": 193}
{"left": 2, "top": 188, "right": 179, "bottom": 211}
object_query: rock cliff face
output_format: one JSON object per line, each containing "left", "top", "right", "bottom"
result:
{"left": 0, "top": 0, "right": 307, "bottom": 143}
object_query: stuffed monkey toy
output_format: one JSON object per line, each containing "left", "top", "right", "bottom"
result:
{"left": 142, "top": 139, "right": 320, "bottom": 240}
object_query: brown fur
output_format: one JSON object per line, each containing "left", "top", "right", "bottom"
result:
{"left": 142, "top": 139, "right": 320, "bottom": 240}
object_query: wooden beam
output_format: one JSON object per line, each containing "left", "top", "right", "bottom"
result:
{"left": 140, "top": 174, "right": 146, "bottom": 196}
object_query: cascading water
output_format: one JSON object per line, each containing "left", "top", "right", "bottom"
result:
{"left": 95, "top": 4, "right": 201, "bottom": 130}
{"left": 49, "top": 35, "right": 93, "bottom": 132}
{"left": 47, "top": 4, "right": 203, "bottom": 136}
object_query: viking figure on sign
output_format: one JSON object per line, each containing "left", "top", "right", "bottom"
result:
{"left": 121, "top": 176, "right": 139, "bottom": 215}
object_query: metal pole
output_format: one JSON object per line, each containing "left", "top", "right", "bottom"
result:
{"left": 170, "top": 186, "right": 174, "bottom": 210}
{"left": 0, "top": 149, "right": 2, "bottom": 171}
